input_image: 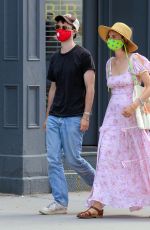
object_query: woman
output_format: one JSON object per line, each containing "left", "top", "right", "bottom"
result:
{"left": 77, "top": 22, "right": 150, "bottom": 218}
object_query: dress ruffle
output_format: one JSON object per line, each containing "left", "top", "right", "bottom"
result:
{"left": 87, "top": 55, "right": 150, "bottom": 210}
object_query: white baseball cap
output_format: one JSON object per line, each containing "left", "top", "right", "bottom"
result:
{"left": 55, "top": 14, "right": 80, "bottom": 31}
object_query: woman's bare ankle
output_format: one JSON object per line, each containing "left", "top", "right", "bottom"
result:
{"left": 92, "top": 201, "right": 104, "bottom": 210}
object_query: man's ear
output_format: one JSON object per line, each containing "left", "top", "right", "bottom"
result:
{"left": 73, "top": 30, "right": 77, "bottom": 39}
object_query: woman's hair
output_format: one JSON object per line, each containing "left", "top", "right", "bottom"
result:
{"left": 122, "top": 37, "right": 128, "bottom": 51}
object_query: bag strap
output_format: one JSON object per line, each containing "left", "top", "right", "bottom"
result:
{"left": 124, "top": 46, "right": 140, "bottom": 85}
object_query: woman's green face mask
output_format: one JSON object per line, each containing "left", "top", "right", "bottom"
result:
{"left": 107, "top": 38, "right": 124, "bottom": 51}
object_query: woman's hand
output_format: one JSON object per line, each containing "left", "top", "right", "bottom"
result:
{"left": 122, "top": 105, "right": 135, "bottom": 117}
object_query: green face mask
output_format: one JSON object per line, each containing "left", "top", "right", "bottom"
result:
{"left": 107, "top": 38, "right": 124, "bottom": 51}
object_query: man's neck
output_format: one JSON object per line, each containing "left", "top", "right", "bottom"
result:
{"left": 61, "top": 40, "right": 76, "bottom": 54}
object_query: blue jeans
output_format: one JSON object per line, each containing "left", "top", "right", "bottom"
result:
{"left": 46, "top": 115, "right": 95, "bottom": 207}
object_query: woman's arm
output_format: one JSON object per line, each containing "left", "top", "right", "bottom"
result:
{"left": 122, "top": 71, "right": 150, "bottom": 117}
{"left": 130, "top": 71, "right": 150, "bottom": 110}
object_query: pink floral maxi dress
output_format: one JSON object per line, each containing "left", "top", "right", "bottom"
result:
{"left": 87, "top": 53, "right": 150, "bottom": 210}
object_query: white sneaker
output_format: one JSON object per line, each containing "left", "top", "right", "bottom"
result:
{"left": 39, "top": 201, "right": 67, "bottom": 215}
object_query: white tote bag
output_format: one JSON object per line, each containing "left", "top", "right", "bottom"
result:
{"left": 132, "top": 83, "right": 150, "bottom": 129}
{"left": 129, "top": 53, "right": 150, "bottom": 129}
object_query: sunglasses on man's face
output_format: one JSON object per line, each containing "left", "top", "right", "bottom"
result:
{"left": 55, "top": 24, "right": 73, "bottom": 30}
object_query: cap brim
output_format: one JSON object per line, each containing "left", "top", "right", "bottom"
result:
{"left": 55, "top": 15, "right": 72, "bottom": 25}
{"left": 55, "top": 15, "right": 65, "bottom": 21}
{"left": 98, "top": 25, "right": 138, "bottom": 53}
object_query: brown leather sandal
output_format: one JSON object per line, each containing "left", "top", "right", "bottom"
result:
{"left": 77, "top": 206, "right": 103, "bottom": 219}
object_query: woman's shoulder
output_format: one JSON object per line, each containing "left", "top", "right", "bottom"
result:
{"left": 130, "top": 52, "right": 149, "bottom": 64}
{"left": 106, "top": 57, "right": 115, "bottom": 77}
{"left": 106, "top": 56, "right": 114, "bottom": 65}
{"left": 130, "top": 52, "right": 150, "bottom": 73}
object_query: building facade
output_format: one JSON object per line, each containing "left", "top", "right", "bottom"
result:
{"left": 0, "top": 0, "right": 150, "bottom": 194}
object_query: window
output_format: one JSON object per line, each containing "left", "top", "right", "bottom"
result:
{"left": 45, "top": 0, "right": 83, "bottom": 57}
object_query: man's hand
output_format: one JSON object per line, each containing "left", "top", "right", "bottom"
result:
{"left": 80, "top": 117, "right": 90, "bottom": 132}
{"left": 42, "top": 120, "right": 47, "bottom": 129}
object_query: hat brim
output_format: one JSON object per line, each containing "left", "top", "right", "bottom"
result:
{"left": 98, "top": 25, "right": 138, "bottom": 53}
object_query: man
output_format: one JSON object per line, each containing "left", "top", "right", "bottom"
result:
{"left": 39, "top": 14, "right": 95, "bottom": 215}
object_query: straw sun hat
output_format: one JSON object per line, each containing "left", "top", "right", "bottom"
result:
{"left": 98, "top": 22, "right": 138, "bottom": 53}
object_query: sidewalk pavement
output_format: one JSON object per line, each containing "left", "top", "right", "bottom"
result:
{"left": 0, "top": 191, "right": 150, "bottom": 230}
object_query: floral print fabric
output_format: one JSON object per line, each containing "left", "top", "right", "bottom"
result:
{"left": 87, "top": 53, "right": 150, "bottom": 210}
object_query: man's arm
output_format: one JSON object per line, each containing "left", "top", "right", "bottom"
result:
{"left": 80, "top": 70, "right": 95, "bottom": 132}
{"left": 43, "top": 82, "right": 56, "bottom": 128}
{"left": 46, "top": 82, "right": 56, "bottom": 118}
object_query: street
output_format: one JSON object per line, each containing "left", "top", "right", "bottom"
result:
{"left": 0, "top": 192, "right": 150, "bottom": 230}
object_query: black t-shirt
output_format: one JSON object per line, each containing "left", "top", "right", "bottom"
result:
{"left": 47, "top": 45, "right": 95, "bottom": 117}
